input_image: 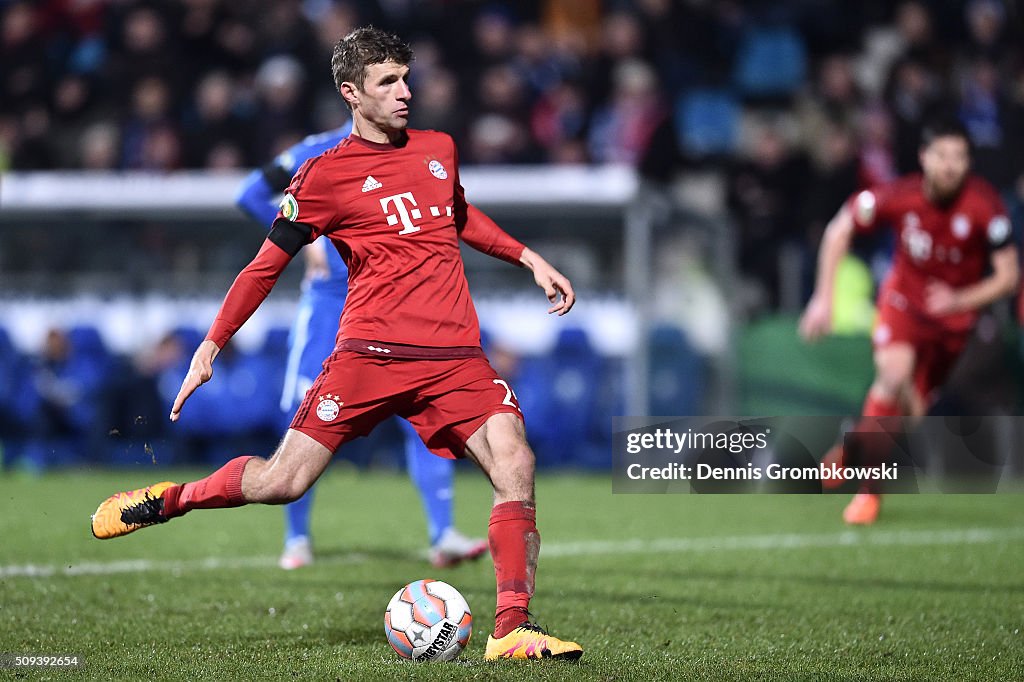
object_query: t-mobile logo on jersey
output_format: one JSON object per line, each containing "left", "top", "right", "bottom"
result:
{"left": 380, "top": 192, "right": 423, "bottom": 235}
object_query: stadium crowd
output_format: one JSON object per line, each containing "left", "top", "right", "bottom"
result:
{"left": 3, "top": 0, "right": 1024, "bottom": 308}
{"left": 3, "top": 0, "right": 1024, "bottom": 469}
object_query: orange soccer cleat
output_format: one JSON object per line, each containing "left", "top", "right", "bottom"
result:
{"left": 842, "top": 492, "right": 881, "bottom": 525}
{"left": 91, "top": 481, "right": 176, "bottom": 539}
{"left": 484, "top": 621, "right": 583, "bottom": 661}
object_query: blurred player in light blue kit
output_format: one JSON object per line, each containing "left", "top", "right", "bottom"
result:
{"left": 236, "top": 124, "right": 487, "bottom": 569}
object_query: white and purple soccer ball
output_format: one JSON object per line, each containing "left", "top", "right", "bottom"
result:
{"left": 384, "top": 579, "right": 472, "bottom": 661}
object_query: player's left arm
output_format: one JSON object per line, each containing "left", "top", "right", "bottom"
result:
{"left": 450, "top": 137, "right": 574, "bottom": 314}
{"left": 519, "top": 246, "right": 576, "bottom": 315}
{"left": 926, "top": 244, "right": 1019, "bottom": 316}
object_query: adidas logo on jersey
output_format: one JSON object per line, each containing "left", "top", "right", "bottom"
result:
{"left": 361, "top": 176, "right": 383, "bottom": 192}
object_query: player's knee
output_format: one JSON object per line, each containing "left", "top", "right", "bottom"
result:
{"left": 874, "top": 367, "right": 911, "bottom": 397}
{"left": 503, "top": 441, "right": 535, "bottom": 476}
{"left": 489, "top": 440, "right": 535, "bottom": 488}
{"left": 260, "top": 477, "right": 307, "bottom": 505}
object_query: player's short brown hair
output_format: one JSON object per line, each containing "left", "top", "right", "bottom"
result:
{"left": 331, "top": 26, "right": 413, "bottom": 94}
{"left": 920, "top": 118, "right": 971, "bottom": 151}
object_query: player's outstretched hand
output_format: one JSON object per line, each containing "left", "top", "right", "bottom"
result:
{"left": 520, "top": 247, "right": 575, "bottom": 315}
{"left": 170, "top": 339, "right": 220, "bottom": 421}
{"left": 799, "top": 294, "right": 832, "bottom": 342}
{"left": 925, "top": 281, "right": 959, "bottom": 317}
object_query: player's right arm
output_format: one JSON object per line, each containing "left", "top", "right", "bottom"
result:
{"left": 801, "top": 184, "right": 893, "bottom": 341}
{"left": 799, "top": 204, "right": 856, "bottom": 341}
{"left": 170, "top": 234, "right": 302, "bottom": 421}
{"left": 171, "top": 158, "right": 336, "bottom": 420}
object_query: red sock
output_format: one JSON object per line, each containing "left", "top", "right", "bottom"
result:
{"left": 489, "top": 501, "right": 538, "bottom": 638}
{"left": 852, "top": 395, "right": 903, "bottom": 493}
{"left": 861, "top": 394, "right": 902, "bottom": 418}
{"left": 161, "top": 456, "right": 253, "bottom": 519}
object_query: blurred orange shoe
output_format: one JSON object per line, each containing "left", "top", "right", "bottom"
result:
{"left": 842, "top": 492, "right": 881, "bottom": 525}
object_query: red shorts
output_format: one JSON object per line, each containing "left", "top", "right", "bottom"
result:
{"left": 290, "top": 352, "right": 523, "bottom": 459}
{"left": 872, "top": 291, "right": 969, "bottom": 402}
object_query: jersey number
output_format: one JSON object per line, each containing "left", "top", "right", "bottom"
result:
{"left": 493, "top": 379, "right": 520, "bottom": 411}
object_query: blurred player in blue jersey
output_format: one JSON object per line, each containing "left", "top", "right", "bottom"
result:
{"left": 236, "top": 124, "right": 487, "bottom": 569}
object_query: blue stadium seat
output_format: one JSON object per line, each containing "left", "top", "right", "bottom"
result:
{"left": 675, "top": 89, "right": 739, "bottom": 157}
{"left": 171, "top": 326, "right": 205, "bottom": 355}
{"left": 648, "top": 324, "right": 707, "bottom": 416}
{"left": 0, "top": 327, "right": 38, "bottom": 469}
{"left": 261, "top": 326, "right": 291, "bottom": 360}
{"left": 515, "top": 327, "right": 607, "bottom": 467}
{"left": 732, "top": 25, "right": 807, "bottom": 98}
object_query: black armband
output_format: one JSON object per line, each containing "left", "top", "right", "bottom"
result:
{"left": 261, "top": 162, "right": 294, "bottom": 194}
{"left": 268, "top": 217, "right": 313, "bottom": 256}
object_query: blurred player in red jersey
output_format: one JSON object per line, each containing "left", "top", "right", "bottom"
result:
{"left": 91, "top": 27, "right": 582, "bottom": 661}
{"left": 800, "top": 119, "right": 1018, "bottom": 524}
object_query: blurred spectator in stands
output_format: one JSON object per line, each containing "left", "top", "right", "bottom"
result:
{"left": 121, "top": 76, "right": 180, "bottom": 170}
{"left": 50, "top": 75, "right": 100, "bottom": 166}
{"left": 856, "top": 103, "right": 898, "bottom": 188}
{"left": 588, "top": 59, "right": 664, "bottom": 165}
{"left": 471, "top": 7, "right": 518, "bottom": 74}
{"left": 476, "top": 63, "right": 531, "bottom": 125}
{"left": 531, "top": 79, "right": 589, "bottom": 164}
{"left": 104, "top": 5, "right": 180, "bottom": 96}
{"left": 78, "top": 121, "right": 120, "bottom": 170}
{"left": 10, "top": 104, "right": 55, "bottom": 170}
{"left": 465, "top": 61, "right": 540, "bottom": 164}
{"left": 467, "top": 113, "right": 535, "bottom": 165}
{"left": 542, "top": 0, "right": 602, "bottom": 56}
{"left": 25, "top": 328, "right": 109, "bottom": 470}
{"left": 183, "top": 71, "right": 251, "bottom": 168}
{"left": 796, "top": 53, "right": 863, "bottom": 151}
{"left": 893, "top": 1, "right": 947, "bottom": 76}
{"left": 803, "top": 123, "right": 859, "bottom": 248}
{"left": 252, "top": 55, "right": 310, "bottom": 160}
{"left": 963, "top": 0, "right": 1013, "bottom": 64}
{"left": 409, "top": 67, "right": 463, "bottom": 145}
{"left": 585, "top": 11, "right": 646, "bottom": 108}
{"left": 727, "top": 122, "right": 810, "bottom": 312}
{"left": 255, "top": 1, "right": 320, "bottom": 81}
{"left": 884, "top": 58, "right": 946, "bottom": 174}
{"left": 958, "top": 57, "right": 1023, "bottom": 194}
{"left": 513, "top": 23, "right": 575, "bottom": 99}
{"left": 2, "top": 2, "right": 49, "bottom": 112}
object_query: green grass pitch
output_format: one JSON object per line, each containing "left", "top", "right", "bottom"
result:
{"left": 1, "top": 468, "right": 1022, "bottom": 680}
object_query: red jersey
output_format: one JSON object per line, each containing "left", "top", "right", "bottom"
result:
{"left": 206, "top": 130, "right": 525, "bottom": 353}
{"left": 848, "top": 174, "right": 1012, "bottom": 332}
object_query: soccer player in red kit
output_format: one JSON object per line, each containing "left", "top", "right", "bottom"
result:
{"left": 91, "top": 27, "right": 583, "bottom": 661}
{"left": 800, "top": 120, "right": 1018, "bottom": 524}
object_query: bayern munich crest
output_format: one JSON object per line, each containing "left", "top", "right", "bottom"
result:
{"left": 428, "top": 159, "right": 448, "bottom": 180}
{"left": 316, "top": 393, "right": 343, "bottom": 422}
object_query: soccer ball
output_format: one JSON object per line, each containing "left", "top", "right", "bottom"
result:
{"left": 384, "top": 579, "right": 472, "bottom": 661}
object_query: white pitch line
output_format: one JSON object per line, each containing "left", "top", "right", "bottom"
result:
{"left": 1, "top": 527, "right": 1021, "bottom": 580}
{"left": 538, "top": 526, "right": 1024, "bottom": 558}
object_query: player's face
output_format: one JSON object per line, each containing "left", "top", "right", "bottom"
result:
{"left": 352, "top": 60, "right": 412, "bottom": 136}
{"left": 919, "top": 135, "right": 970, "bottom": 201}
